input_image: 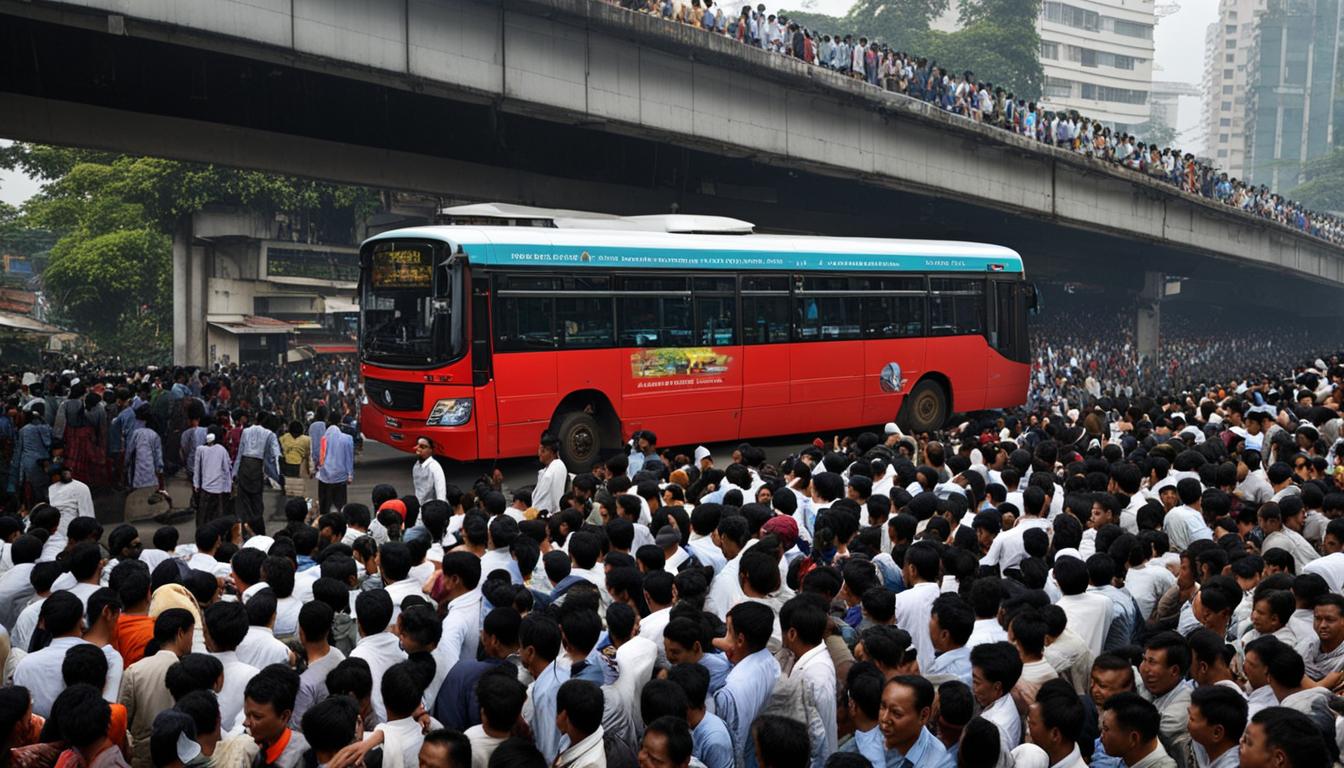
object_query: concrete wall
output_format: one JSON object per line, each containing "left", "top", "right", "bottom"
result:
{"left": 15, "top": 0, "right": 1344, "bottom": 286}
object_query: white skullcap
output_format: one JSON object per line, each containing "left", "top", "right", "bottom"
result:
{"left": 693, "top": 446, "right": 711, "bottom": 463}
{"left": 243, "top": 535, "right": 275, "bottom": 552}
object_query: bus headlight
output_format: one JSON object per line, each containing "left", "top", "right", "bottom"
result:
{"left": 427, "top": 398, "right": 473, "bottom": 426}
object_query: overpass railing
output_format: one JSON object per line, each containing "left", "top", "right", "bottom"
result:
{"left": 597, "top": 0, "right": 1343, "bottom": 249}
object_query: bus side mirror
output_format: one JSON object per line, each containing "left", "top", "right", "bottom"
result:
{"left": 1027, "top": 283, "right": 1041, "bottom": 316}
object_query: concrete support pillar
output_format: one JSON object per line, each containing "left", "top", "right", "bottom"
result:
{"left": 1136, "top": 270, "right": 1162, "bottom": 362}
{"left": 187, "top": 244, "right": 208, "bottom": 366}
{"left": 172, "top": 217, "right": 189, "bottom": 366}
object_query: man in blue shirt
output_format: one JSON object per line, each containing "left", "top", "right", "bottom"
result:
{"left": 878, "top": 675, "right": 955, "bottom": 768}
{"left": 558, "top": 607, "right": 606, "bottom": 686}
{"left": 926, "top": 593, "right": 975, "bottom": 686}
{"left": 712, "top": 602, "right": 781, "bottom": 767}
{"left": 837, "top": 667, "right": 886, "bottom": 768}
{"left": 667, "top": 663, "right": 733, "bottom": 768}
{"left": 518, "top": 614, "right": 567, "bottom": 765}
{"left": 316, "top": 423, "right": 354, "bottom": 519}
{"left": 232, "top": 414, "right": 281, "bottom": 536}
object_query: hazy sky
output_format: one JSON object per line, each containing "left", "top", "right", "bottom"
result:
{"left": 0, "top": 1, "right": 1219, "bottom": 206}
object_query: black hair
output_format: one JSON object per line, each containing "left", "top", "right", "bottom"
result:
{"left": 640, "top": 678, "right": 690, "bottom": 725}
{"left": 752, "top": 715, "right": 811, "bottom": 768}
{"left": 726, "top": 601, "right": 774, "bottom": 652}
{"left": 555, "top": 679, "right": 604, "bottom": 735}
{"left": 150, "top": 709, "right": 197, "bottom": 767}
{"left": 166, "top": 653, "right": 224, "bottom": 701}
{"left": 1190, "top": 684, "right": 1247, "bottom": 743}
{"left": 970, "top": 641, "right": 1023, "bottom": 692}
{"left": 354, "top": 589, "right": 394, "bottom": 636}
{"left": 61, "top": 643, "right": 108, "bottom": 688}
{"left": 485, "top": 736, "right": 545, "bottom": 768}
{"left": 301, "top": 695, "right": 358, "bottom": 752}
{"left": 381, "top": 661, "right": 426, "bottom": 718}
{"left": 476, "top": 667, "right": 528, "bottom": 730}
{"left": 1101, "top": 691, "right": 1160, "bottom": 741}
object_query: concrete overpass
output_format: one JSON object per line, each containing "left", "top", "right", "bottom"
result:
{"left": 2, "top": 0, "right": 1342, "bottom": 361}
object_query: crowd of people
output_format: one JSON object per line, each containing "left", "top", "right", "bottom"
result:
{"left": 1025, "top": 295, "right": 1338, "bottom": 415}
{"left": 0, "top": 358, "right": 363, "bottom": 528}
{"left": 602, "top": 1, "right": 1344, "bottom": 247}
{"left": 5, "top": 341, "right": 1344, "bottom": 768}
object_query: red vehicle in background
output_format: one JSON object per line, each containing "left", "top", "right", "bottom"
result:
{"left": 359, "top": 205, "right": 1033, "bottom": 468}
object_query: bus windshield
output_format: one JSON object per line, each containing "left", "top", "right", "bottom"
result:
{"left": 361, "top": 241, "right": 461, "bottom": 367}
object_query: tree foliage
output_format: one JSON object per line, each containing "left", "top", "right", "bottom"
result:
{"left": 0, "top": 143, "right": 381, "bottom": 361}
{"left": 918, "top": 20, "right": 1041, "bottom": 100}
{"left": 1289, "top": 148, "right": 1344, "bottom": 211}
{"left": 786, "top": 0, "right": 1042, "bottom": 99}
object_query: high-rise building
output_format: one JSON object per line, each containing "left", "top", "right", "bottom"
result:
{"left": 1036, "top": 0, "right": 1157, "bottom": 131}
{"left": 929, "top": 0, "right": 1156, "bottom": 132}
{"left": 1243, "top": 0, "right": 1342, "bottom": 189}
{"left": 1200, "top": 0, "right": 1266, "bottom": 177}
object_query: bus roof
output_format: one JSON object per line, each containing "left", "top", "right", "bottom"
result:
{"left": 364, "top": 225, "right": 1024, "bottom": 274}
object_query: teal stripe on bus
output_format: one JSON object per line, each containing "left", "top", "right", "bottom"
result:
{"left": 474, "top": 244, "right": 1022, "bottom": 273}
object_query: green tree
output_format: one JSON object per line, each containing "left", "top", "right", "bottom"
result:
{"left": 788, "top": 0, "right": 1042, "bottom": 99}
{"left": 1289, "top": 147, "right": 1344, "bottom": 210}
{"left": 0, "top": 144, "right": 381, "bottom": 362}
{"left": 786, "top": 0, "right": 951, "bottom": 51}
{"left": 917, "top": 20, "right": 1042, "bottom": 99}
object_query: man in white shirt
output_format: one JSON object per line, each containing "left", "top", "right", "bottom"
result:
{"left": 411, "top": 437, "right": 447, "bottom": 506}
{"left": 967, "top": 579, "right": 1010, "bottom": 649}
{"left": 1053, "top": 554, "right": 1114, "bottom": 659}
{"left": 349, "top": 589, "right": 408, "bottom": 721}
{"left": 372, "top": 661, "right": 429, "bottom": 767}
{"left": 981, "top": 486, "right": 1050, "bottom": 571}
{"left": 781, "top": 596, "right": 837, "bottom": 766}
{"left": 1260, "top": 503, "right": 1319, "bottom": 574}
{"left": 435, "top": 552, "right": 484, "bottom": 684}
{"left": 46, "top": 466, "right": 94, "bottom": 538}
{"left": 894, "top": 543, "right": 943, "bottom": 670}
{"left": 533, "top": 432, "right": 567, "bottom": 516}
{"left": 971, "top": 641, "right": 1024, "bottom": 754}
{"left": 13, "top": 591, "right": 88, "bottom": 717}
{"left": 0, "top": 534, "right": 42, "bottom": 630}
{"left": 1163, "top": 479, "right": 1213, "bottom": 553}
{"left": 201, "top": 600, "right": 261, "bottom": 733}
{"left": 237, "top": 591, "right": 292, "bottom": 669}
{"left": 380, "top": 542, "right": 426, "bottom": 618}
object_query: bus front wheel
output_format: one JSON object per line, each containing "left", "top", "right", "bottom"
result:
{"left": 901, "top": 380, "right": 948, "bottom": 433}
{"left": 554, "top": 410, "right": 602, "bottom": 469}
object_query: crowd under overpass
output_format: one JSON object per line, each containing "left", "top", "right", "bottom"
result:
{"left": 2, "top": 0, "right": 1343, "bottom": 363}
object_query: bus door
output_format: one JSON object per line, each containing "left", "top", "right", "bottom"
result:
{"left": 469, "top": 274, "right": 501, "bottom": 459}
{"left": 986, "top": 279, "right": 1031, "bottom": 407}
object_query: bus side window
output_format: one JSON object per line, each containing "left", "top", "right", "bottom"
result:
{"left": 495, "top": 296, "right": 557, "bottom": 350}
{"left": 742, "top": 296, "right": 790, "bottom": 344}
{"left": 557, "top": 297, "right": 614, "bottom": 349}
{"left": 617, "top": 297, "right": 693, "bottom": 347}
{"left": 694, "top": 297, "right": 736, "bottom": 346}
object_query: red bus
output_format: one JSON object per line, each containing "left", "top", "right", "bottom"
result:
{"left": 358, "top": 209, "right": 1032, "bottom": 468}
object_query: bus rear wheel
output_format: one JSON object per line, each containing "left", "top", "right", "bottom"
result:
{"left": 900, "top": 380, "right": 948, "bottom": 433}
{"left": 554, "top": 410, "right": 602, "bottom": 469}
